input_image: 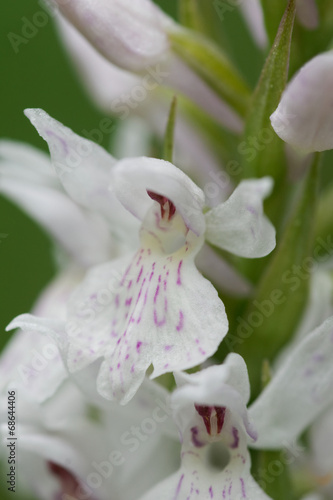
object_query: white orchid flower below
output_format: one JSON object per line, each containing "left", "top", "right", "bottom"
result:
{"left": 138, "top": 353, "right": 270, "bottom": 500}
{"left": 138, "top": 315, "right": 333, "bottom": 499}
{"left": 271, "top": 51, "right": 333, "bottom": 153}
{"left": 7, "top": 109, "right": 275, "bottom": 405}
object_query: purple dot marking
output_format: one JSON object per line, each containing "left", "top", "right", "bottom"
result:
{"left": 177, "top": 260, "right": 183, "bottom": 285}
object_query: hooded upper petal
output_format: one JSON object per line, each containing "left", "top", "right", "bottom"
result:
{"left": 205, "top": 177, "right": 276, "bottom": 258}
{"left": 110, "top": 156, "right": 206, "bottom": 236}
{"left": 52, "top": 0, "right": 171, "bottom": 72}
{"left": 270, "top": 52, "right": 333, "bottom": 152}
{"left": 249, "top": 316, "right": 333, "bottom": 448}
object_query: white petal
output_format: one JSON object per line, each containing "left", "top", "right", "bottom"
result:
{"left": 0, "top": 176, "right": 112, "bottom": 267}
{"left": 53, "top": 0, "right": 171, "bottom": 72}
{"left": 24, "top": 108, "right": 139, "bottom": 246}
{"left": 110, "top": 156, "right": 206, "bottom": 236}
{"left": 65, "top": 242, "right": 227, "bottom": 403}
{"left": 7, "top": 314, "right": 67, "bottom": 351}
{"left": 205, "top": 177, "right": 276, "bottom": 258}
{"left": 250, "top": 316, "right": 333, "bottom": 448}
{"left": 274, "top": 269, "right": 333, "bottom": 370}
{"left": 239, "top": 0, "right": 268, "bottom": 49}
{"left": 0, "top": 139, "right": 56, "bottom": 183}
{"left": 271, "top": 52, "right": 333, "bottom": 152}
{"left": 2, "top": 321, "right": 67, "bottom": 403}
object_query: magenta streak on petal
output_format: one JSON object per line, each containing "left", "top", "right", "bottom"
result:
{"left": 230, "top": 427, "right": 239, "bottom": 449}
{"left": 177, "top": 260, "right": 183, "bottom": 285}
{"left": 247, "top": 205, "right": 258, "bottom": 216}
{"left": 173, "top": 473, "right": 184, "bottom": 500}
{"left": 125, "top": 354, "right": 129, "bottom": 360}
{"left": 131, "top": 364, "right": 135, "bottom": 373}
{"left": 190, "top": 427, "right": 205, "bottom": 447}
{"left": 136, "top": 255, "right": 142, "bottom": 266}
{"left": 136, "top": 341, "right": 142, "bottom": 353}
{"left": 46, "top": 131, "right": 69, "bottom": 154}
{"left": 176, "top": 311, "right": 184, "bottom": 332}
{"left": 209, "top": 486, "right": 213, "bottom": 498}
{"left": 137, "top": 287, "right": 149, "bottom": 324}
{"left": 135, "top": 278, "right": 147, "bottom": 306}
{"left": 125, "top": 298, "right": 132, "bottom": 307}
{"left": 154, "top": 285, "right": 160, "bottom": 304}
{"left": 165, "top": 345, "right": 172, "bottom": 351}
{"left": 223, "top": 488, "right": 226, "bottom": 499}
{"left": 137, "top": 265, "right": 144, "bottom": 283}
{"left": 154, "top": 309, "right": 166, "bottom": 327}
{"left": 120, "top": 263, "right": 132, "bottom": 286}
{"left": 240, "top": 478, "right": 246, "bottom": 498}
{"left": 127, "top": 280, "right": 132, "bottom": 290}
{"left": 228, "top": 483, "right": 232, "bottom": 496}
{"left": 216, "top": 406, "right": 226, "bottom": 434}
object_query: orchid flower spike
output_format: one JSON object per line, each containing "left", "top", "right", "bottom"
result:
{"left": 271, "top": 51, "right": 333, "bottom": 153}
{"left": 138, "top": 353, "right": 270, "bottom": 500}
{"left": 8, "top": 109, "right": 276, "bottom": 405}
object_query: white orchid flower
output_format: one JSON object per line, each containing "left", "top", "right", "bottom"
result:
{"left": 7, "top": 109, "right": 276, "bottom": 405}
{"left": 138, "top": 315, "right": 333, "bottom": 499}
{"left": 139, "top": 353, "right": 269, "bottom": 500}
{"left": 271, "top": 51, "right": 333, "bottom": 153}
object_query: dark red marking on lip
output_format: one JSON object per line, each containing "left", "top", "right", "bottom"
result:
{"left": 147, "top": 190, "right": 176, "bottom": 221}
{"left": 194, "top": 404, "right": 226, "bottom": 435}
{"left": 195, "top": 404, "right": 213, "bottom": 434}
{"left": 47, "top": 461, "right": 82, "bottom": 500}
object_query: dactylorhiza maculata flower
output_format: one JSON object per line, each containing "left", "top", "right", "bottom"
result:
{"left": 7, "top": 108, "right": 276, "bottom": 405}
